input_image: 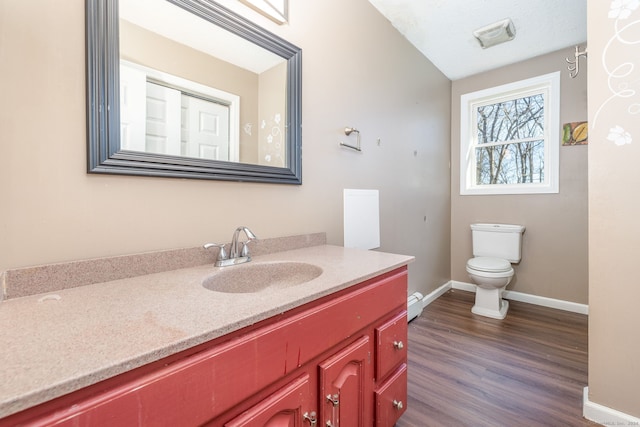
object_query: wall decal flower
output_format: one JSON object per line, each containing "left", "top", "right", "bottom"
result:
{"left": 593, "top": 1, "right": 640, "bottom": 129}
{"left": 608, "top": 0, "right": 640, "bottom": 20}
{"left": 260, "top": 113, "right": 284, "bottom": 165}
{"left": 607, "top": 125, "right": 633, "bottom": 145}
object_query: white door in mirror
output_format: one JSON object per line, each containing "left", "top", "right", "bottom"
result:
{"left": 145, "top": 82, "right": 182, "bottom": 156}
{"left": 182, "top": 95, "right": 230, "bottom": 161}
{"left": 119, "top": 61, "right": 238, "bottom": 162}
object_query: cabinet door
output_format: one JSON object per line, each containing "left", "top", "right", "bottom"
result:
{"left": 225, "top": 374, "right": 311, "bottom": 427}
{"left": 319, "top": 336, "right": 372, "bottom": 427}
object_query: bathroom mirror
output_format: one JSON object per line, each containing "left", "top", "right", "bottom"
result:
{"left": 87, "top": 0, "right": 302, "bottom": 184}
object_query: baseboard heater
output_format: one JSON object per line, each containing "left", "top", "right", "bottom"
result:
{"left": 407, "top": 292, "right": 424, "bottom": 322}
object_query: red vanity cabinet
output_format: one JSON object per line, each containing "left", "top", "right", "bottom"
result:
{"left": 2, "top": 267, "right": 408, "bottom": 427}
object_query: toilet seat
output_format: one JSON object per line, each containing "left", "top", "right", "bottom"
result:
{"left": 467, "top": 256, "right": 512, "bottom": 273}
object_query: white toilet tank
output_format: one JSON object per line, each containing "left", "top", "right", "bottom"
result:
{"left": 471, "top": 223, "right": 525, "bottom": 263}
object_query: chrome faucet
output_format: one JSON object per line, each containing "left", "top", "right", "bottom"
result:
{"left": 204, "top": 226, "right": 257, "bottom": 267}
{"left": 229, "top": 226, "right": 257, "bottom": 259}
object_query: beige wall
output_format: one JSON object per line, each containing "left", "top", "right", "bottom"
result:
{"left": 450, "top": 49, "right": 589, "bottom": 304}
{"left": 0, "top": 0, "right": 451, "bottom": 298}
{"left": 587, "top": 0, "right": 640, "bottom": 418}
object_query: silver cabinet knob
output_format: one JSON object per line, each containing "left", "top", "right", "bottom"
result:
{"left": 393, "top": 399, "right": 404, "bottom": 410}
{"left": 303, "top": 411, "right": 317, "bottom": 426}
{"left": 393, "top": 340, "right": 404, "bottom": 350}
{"left": 326, "top": 394, "right": 339, "bottom": 407}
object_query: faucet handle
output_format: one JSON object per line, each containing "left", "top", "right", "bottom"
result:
{"left": 203, "top": 243, "right": 228, "bottom": 261}
{"left": 240, "top": 241, "right": 253, "bottom": 257}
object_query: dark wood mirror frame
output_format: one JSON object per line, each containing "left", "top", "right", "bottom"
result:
{"left": 86, "top": 0, "right": 302, "bottom": 184}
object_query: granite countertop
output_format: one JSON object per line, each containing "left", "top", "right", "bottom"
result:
{"left": 0, "top": 244, "right": 413, "bottom": 418}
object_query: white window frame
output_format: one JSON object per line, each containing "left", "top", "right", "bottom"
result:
{"left": 460, "top": 72, "right": 560, "bottom": 195}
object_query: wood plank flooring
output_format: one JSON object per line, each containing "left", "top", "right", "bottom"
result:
{"left": 396, "top": 289, "right": 598, "bottom": 427}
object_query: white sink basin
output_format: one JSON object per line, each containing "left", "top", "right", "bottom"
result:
{"left": 202, "top": 262, "right": 323, "bottom": 293}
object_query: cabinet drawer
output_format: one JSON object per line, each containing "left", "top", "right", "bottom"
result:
{"left": 375, "top": 310, "right": 407, "bottom": 380}
{"left": 375, "top": 364, "right": 407, "bottom": 427}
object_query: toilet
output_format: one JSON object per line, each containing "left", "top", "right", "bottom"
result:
{"left": 466, "top": 223, "right": 525, "bottom": 319}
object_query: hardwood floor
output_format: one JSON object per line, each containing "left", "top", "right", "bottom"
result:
{"left": 396, "top": 289, "right": 598, "bottom": 427}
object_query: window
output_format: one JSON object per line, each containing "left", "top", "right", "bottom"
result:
{"left": 460, "top": 72, "right": 560, "bottom": 195}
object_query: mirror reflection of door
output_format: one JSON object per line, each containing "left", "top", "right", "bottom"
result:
{"left": 120, "top": 63, "right": 146, "bottom": 152}
{"left": 182, "top": 95, "right": 230, "bottom": 160}
{"left": 120, "top": 61, "right": 237, "bottom": 161}
{"left": 145, "top": 82, "right": 181, "bottom": 156}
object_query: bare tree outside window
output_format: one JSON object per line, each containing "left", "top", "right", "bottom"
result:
{"left": 460, "top": 72, "right": 559, "bottom": 195}
{"left": 475, "top": 94, "right": 545, "bottom": 185}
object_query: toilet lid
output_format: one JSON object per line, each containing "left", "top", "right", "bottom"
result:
{"left": 467, "top": 257, "right": 512, "bottom": 273}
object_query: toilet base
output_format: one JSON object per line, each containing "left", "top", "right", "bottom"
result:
{"left": 471, "top": 286, "right": 509, "bottom": 319}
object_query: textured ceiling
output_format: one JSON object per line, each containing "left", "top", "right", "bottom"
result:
{"left": 368, "top": 0, "right": 587, "bottom": 80}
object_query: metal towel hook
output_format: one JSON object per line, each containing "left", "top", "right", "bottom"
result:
{"left": 566, "top": 45, "right": 588, "bottom": 78}
{"left": 340, "top": 127, "right": 361, "bottom": 151}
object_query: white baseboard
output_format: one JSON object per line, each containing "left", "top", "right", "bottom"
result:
{"left": 450, "top": 281, "right": 475, "bottom": 293}
{"left": 450, "top": 281, "right": 589, "bottom": 315}
{"left": 420, "top": 281, "right": 453, "bottom": 308}
{"left": 583, "top": 387, "right": 640, "bottom": 425}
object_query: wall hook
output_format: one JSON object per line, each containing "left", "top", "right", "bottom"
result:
{"left": 340, "top": 127, "right": 361, "bottom": 151}
{"left": 566, "top": 45, "right": 588, "bottom": 78}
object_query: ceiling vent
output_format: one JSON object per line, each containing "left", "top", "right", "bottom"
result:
{"left": 473, "top": 18, "right": 516, "bottom": 49}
